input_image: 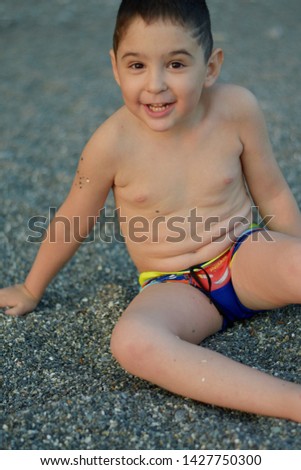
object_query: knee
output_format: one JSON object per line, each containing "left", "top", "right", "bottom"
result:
{"left": 110, "top": 316, "right": 159, "bottom": 376}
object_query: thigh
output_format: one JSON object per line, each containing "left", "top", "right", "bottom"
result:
{"left": 231, "top": 230, "right": 301, "bottom": 310}
{"left": 118, "top": 282, "right": 223, "bottom": 345}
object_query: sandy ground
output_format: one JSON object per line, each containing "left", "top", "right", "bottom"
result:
{"left": 1, "top": 0, "right": 300, "bottom": 450}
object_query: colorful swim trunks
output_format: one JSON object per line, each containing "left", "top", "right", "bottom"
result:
{"left": 139, "top": 226, "right": 264, "bottom": 330}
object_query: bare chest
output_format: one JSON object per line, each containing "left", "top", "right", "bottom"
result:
{"left": 114, "top": 135, "right": 244, "bottom": 216}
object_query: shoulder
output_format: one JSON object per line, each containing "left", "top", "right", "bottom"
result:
{"left": 209, "top": 83, "right": 262, "bottom": 120}
{"left": 81, "top": 106, "right": 133, "bottom": 166}
{"left": 85, "top": 106, "right": 128, "bottom": 154}
{"left": 211, "top": 83, "right": 258, "bottom": 104}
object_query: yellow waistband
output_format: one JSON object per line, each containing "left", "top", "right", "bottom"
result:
{"left": 138, "top": 224, "right": 260, "bottom": 286}
{"left": 138, "top": 247, "right": 230, "bottom": 287}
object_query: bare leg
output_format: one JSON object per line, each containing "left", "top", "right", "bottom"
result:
{"left": 111, "top": 282, "right": 301, "bottom": 422}
{"left": 231, "top": 230, "right": 301, "bottom": 309}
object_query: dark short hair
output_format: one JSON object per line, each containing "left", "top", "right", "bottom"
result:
{"left": 113, "top": 0, "right": 213, "bottom": 62}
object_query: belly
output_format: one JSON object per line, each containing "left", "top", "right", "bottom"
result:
{"left": 121, "top": 203, "right": 253, "bottom": 272}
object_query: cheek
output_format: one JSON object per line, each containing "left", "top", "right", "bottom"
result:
{"left": 175, "top": 73, "right": 202, "bottom": 95}
{"left": 119, "top": 82, "right": 136, "bottom": 105}
{"left": 119, "top": 77, "right": 141, "bottom": 100}
{"left": 179, "top": 82, "right": 202, "bottom": 107}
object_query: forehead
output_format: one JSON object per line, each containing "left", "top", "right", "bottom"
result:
{"left": 117, "top": 17, "right": 202, "bottom": 56}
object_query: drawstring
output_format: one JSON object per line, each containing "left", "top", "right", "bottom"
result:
{"left": 189, "top": 264, "right": 212, "bottom": 294}
{"left": 189, "top": 265, "right": 213, "bottom": 305}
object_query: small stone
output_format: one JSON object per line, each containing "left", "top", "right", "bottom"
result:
{"left": 266, "top": 26, "right": 284, "bottom": 40}
{"left": 271, "top": 426, "right": 282, "bottom": 434}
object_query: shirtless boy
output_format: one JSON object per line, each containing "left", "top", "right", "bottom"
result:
{"left": 1, "top": 0, "right": 301, "bottom": 421}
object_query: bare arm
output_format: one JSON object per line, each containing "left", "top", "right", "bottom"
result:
{"left": 0, "top": 125, "right": 117, "bottom": 316}
{"left": 238, "top": 89, "right": 301, "bottom": 237}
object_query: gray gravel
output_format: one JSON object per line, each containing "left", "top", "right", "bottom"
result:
{"left": 1, "top": 0, "right": 301, "bottom": 450}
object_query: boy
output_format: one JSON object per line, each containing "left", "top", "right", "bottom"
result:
{"left": 1, "top": 0, "right": 301, "bottom": 421}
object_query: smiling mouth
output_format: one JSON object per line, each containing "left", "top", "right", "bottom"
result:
{"left": 146, "top": 103, "right": 174, "bottom": 113}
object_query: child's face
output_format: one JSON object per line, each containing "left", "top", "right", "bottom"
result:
{"left": 111, "top": 17, "right": 220, "bottom": 133}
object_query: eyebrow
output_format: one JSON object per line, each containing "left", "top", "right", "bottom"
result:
{"left": 121, "top": 52, "right": 141, "bottom": 60}
{"left": 168, "top": 49, "right": 194, "bottom": 58}
{"left": 121, "top": 49, "right": 194, "bottom": 61}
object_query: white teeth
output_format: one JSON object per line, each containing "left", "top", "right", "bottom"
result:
{"left": 148, "top": 104, "right": 169, "bottom": 112}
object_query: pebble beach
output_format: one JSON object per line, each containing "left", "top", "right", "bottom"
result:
{"left": 1, "top": 0, "right": 300, "bottom": 450}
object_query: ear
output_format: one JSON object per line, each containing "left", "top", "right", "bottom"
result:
{"left": 204, "top": 48, "right": 224, "bottom": 88}
{"left": 110, "top": 49, "right": 121, "bottom": 86}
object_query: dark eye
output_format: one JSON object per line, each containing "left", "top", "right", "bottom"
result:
{"left": 130, "top": 63, "right": 144, "bottom": 70}
{"left": 169, "top": 62, "right": 184, "bottom": 69}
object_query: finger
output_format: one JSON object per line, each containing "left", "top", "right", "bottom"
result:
{"left": 4, "top": 305, "right": 27, "bottom": 317}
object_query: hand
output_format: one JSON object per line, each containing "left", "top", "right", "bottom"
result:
{"left": 0, "top": 284, "right": 40, "bottom": 317}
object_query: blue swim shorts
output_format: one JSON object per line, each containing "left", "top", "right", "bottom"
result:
{"left": 139, "top": 226, "right": 265, "bottom": 330}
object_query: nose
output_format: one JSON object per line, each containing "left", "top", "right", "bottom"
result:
{"left": 146, "top": 67, "right": 167, "bottom": 94}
